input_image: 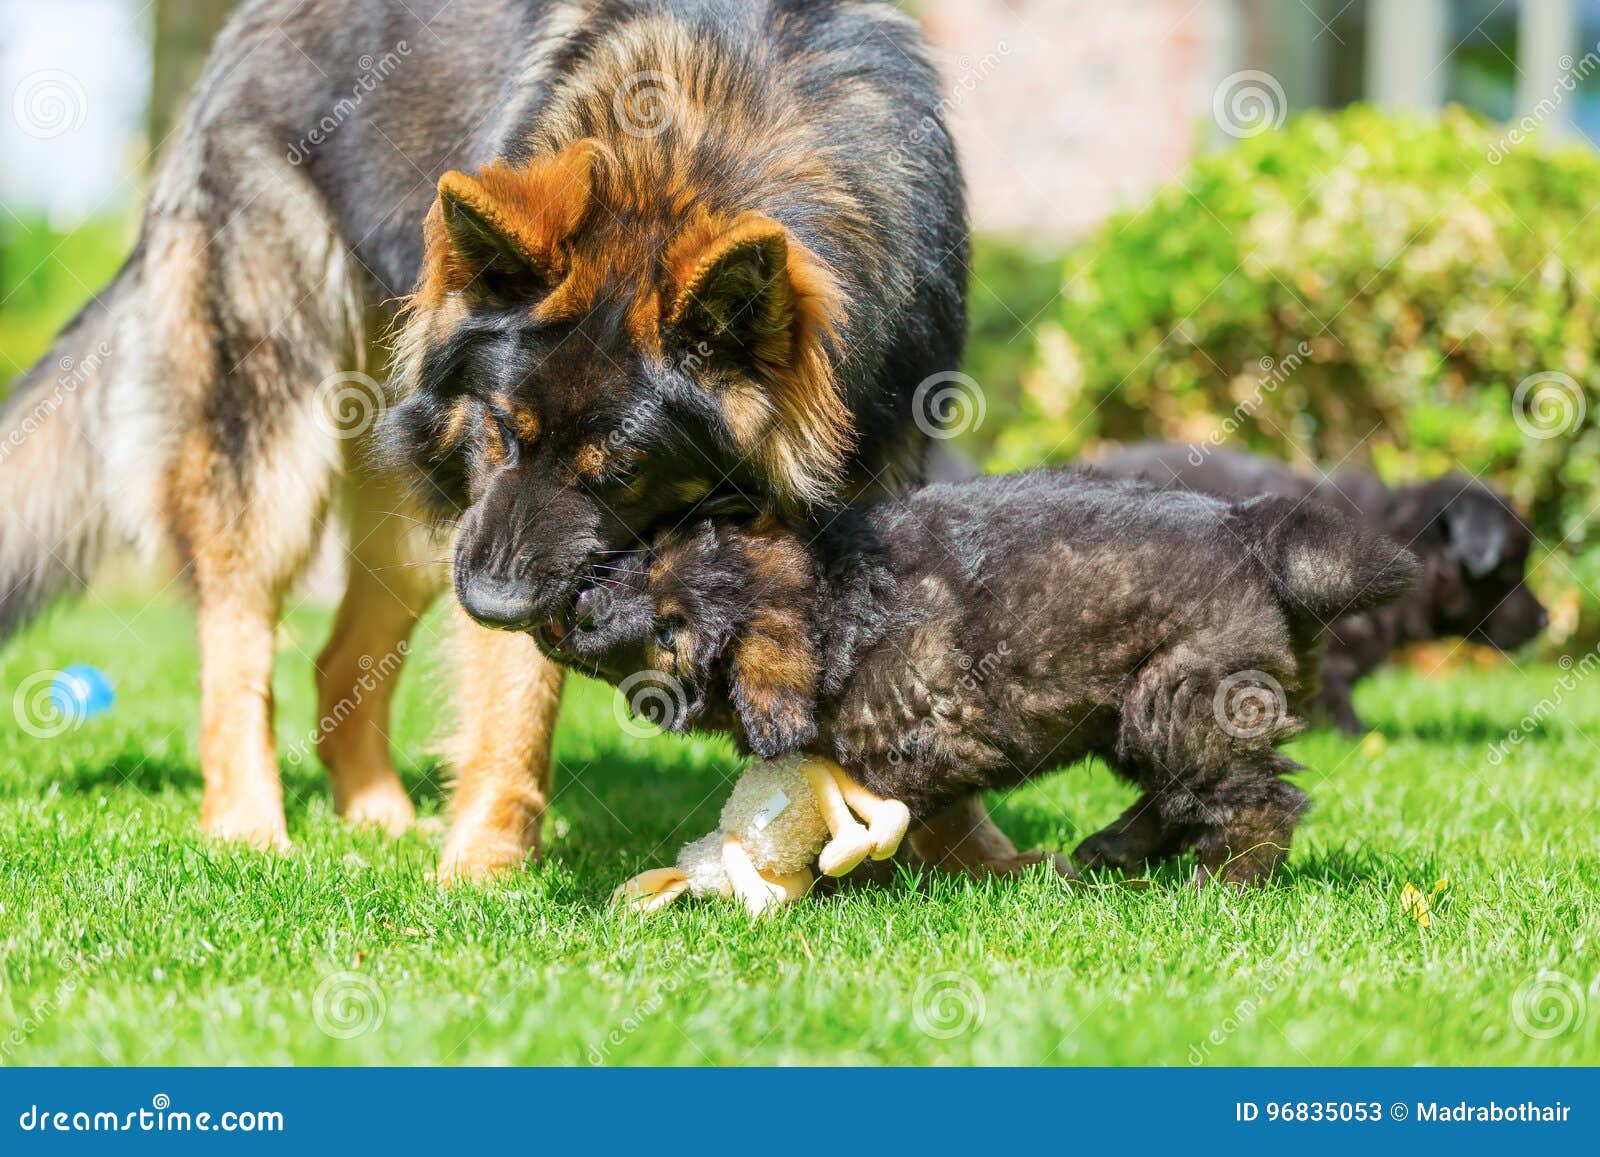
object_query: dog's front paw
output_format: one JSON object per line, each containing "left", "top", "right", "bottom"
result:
{"left": 338, "top": 781, "right": 417, "bottom": 835}
{"left": 435, "top": 839, "right": 531, "bottom": 885}
{"left": 1003, "top": 850, "right": 1081, "bottom": 880}
{"left": 202, "top": 811, "right": 292, "bottom": 852}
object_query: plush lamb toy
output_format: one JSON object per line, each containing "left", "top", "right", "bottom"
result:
{"left": 614, "top": 753, "right": 911, "bottom": 917}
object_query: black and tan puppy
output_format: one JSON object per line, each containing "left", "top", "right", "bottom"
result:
{"left": 540, "top": 471, "right": 1418, "bottom": 886}
{"left": 1095, "top": 445, "right": 1547, "bottom": 733}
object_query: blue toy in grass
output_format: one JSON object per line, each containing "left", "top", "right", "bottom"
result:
{"left": 49, "top": 664, "right": 115, "bottom": 722}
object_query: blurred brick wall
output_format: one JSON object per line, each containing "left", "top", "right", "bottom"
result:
{"left": 918, "top": 0, "right": 1228, "bottom": 241}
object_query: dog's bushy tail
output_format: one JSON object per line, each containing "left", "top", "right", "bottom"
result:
{"left": 0, "top": 256, "right": 136, "bottom": 637}
{"left": 1229, "top": 494, "right": 1419, "bottom": 628}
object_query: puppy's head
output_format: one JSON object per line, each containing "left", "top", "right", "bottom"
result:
{"left": 536, "top": 519, "right": 821, "bottom": 758}
{"left": 1390, "top": 476, "right": 1547, "bottom": 650}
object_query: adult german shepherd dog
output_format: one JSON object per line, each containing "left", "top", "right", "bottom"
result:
{"left": 1, "top": 0, "right": 1030, "bottom": 880}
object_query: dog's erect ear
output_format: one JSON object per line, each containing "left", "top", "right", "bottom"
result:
{"left": 437, "top": 184, "right": 535, "bottom": 277}
{"left": 1443, "top": 495, "right": 1510, "bottom": 579}
{"left": 665, "top": 213, "right": 797, "bottom": 360}
{"left": 430, "top": 140, "right": 600, "bottom": 289}
{"left": 729, "top": 625, "right": 819, "bottom": 759}
{"left": 662, "top": 210, "right": 854, "bottom": 509}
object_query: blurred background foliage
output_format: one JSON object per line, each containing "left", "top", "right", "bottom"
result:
{"left": 985, "top": 106, "right": 1600, "bottom": 646}
{"left": 0, "top": 213, "right": 135, "bottom": 391}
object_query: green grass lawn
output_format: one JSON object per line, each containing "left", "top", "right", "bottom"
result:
{"left": 1, "top": 594, "right": 1596, "bottom": 1066}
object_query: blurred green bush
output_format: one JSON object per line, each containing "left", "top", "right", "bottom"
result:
{"left": 992, "top": 105, "right": 1600, "bottom": 645}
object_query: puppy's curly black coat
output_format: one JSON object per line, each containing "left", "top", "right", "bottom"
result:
{"left": 546, "top": 471, "right": 1418, "bottom": 885}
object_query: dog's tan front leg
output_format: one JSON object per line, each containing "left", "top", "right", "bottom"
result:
{"left": 195, "top": 592, "right": 289, "bottom": 849}
{"left": 437, "top": 607, "right": 564, "bottom": 882}
{"left": 314, "top": 470, "right": 444, "bottom": 833}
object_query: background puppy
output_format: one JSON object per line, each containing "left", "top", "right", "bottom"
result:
{"left": 1095, "top": 444, "right": 1547, "bottom": 732}
{"left": 541, "top": 471, "right": 1418, "bottom": 886}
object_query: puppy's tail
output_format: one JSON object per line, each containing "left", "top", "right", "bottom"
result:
{"left": 0, "top": 254, "right": 137, "bottom": 637}
{"left": 1229, "top": 495, "right": 1419, "bottom": 628}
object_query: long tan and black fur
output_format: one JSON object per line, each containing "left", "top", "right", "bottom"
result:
{"left": 0, "top": 0, "right": 1010, "bottom": 878}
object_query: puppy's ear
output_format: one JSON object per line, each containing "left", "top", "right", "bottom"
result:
{"left": 1443, "top": 496, "right": 1509, "bottom": 579}
{"left": 729, "top": 623, "right": 818, "bottom": 759}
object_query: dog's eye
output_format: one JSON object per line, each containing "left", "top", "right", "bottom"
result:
{"left": 655, "top": 622, "right": 677, "bottom": 651}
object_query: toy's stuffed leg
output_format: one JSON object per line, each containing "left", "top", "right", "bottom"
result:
{"left": 802, "top": 759, "right": 877, "bottom": 877}
{"left": 613, "top": 867, "right": 692, "bottom": 915}
{"left": 828, "top": 766, "right": 911, "bottom": 860}
{"left": 722, "top": 834, "right": 809, "bottom": 916}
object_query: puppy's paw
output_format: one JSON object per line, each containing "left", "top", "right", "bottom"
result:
{"left": 1072, "top": 831, "right": 1143, "bottom": 873}
{"left": 978, "top": 850, "right": 1083, "bottom": 886}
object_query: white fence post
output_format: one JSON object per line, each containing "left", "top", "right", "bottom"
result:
{"left": 1518, "top": 0, "right": 1578, "bottom": 141}
{"left": 1366, "top": 0, "right": 1448, "bottom": 111}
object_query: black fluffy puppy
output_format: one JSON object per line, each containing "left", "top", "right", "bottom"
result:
{"left": 1095, "top": 444, "right": 1547, "bottom": 733}
{"left": 541, "top": 470, "right": 1417, "bottom": 886}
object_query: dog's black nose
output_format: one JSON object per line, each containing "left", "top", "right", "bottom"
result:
{"left": 459, "top": 574, "right": 537, "bottom": 631}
